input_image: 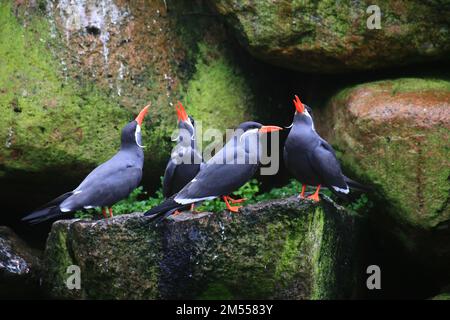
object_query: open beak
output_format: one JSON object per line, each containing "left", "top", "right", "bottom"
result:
{"left": 135, "top": 104, "right": 150, "bottom": 126}
{"left": 175, "top": 101, "right": 188, "bottom": 122}
{"left": 259, "top": 125, "right": 283, "bottom": 133}
{"left": 293, "top": 95, "right": 305, "bottom": 113}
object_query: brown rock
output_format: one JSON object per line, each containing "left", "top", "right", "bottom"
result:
{"left": 208, "top": 0, "right": 450, "bottom": 73}
{"left": 316, "top": 78, "right": 450, "bottom": 230}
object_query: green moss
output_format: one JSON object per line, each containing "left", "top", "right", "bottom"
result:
{"left": 345, "top": 78, "right": 450, "bottom": 96}
{"left": 212, "top": 0, "right": 449, "bottom": 72}
{"left": 60, "top": 218, "right": 163, "bottom": 299}
{"left": 196, "top": 202, "right": 354, "bottom": 299}
{"left": 328, "top": 78, "right": 450, "bottom": 229}
{"left": 340, "top": 123, "right": 448, "bottom": 229}
{"left": 310, "top": 207, "right": 335, "bottom": 299}
{"left": 388, "top": 78, "right": 450, "bottom": 94}
{"left": 45, "top": 198, "right": 358, "bottom": 299}
{"left": 0, "top": 2, "right": 132, "bottom": 173}
{"left": 274, "top": 216, "right": 310, "bottom": 284}
{"left": 183, "top": 42, "right": 254, "bottom": 144}
{"left": 198, "top": 283, "right": 234, "bottom": 300}
{"left": 431, "top": 292, "right": 450, "bottom": 300}
{"left": 53, "top": 229, "right": 73, "bottom": 280}
{"left": 43, "top": 222, "right": 80, "bottom": 298}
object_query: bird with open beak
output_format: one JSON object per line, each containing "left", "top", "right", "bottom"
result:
{"left": 22, "top": 105, "right": 150, "bottom": 224}
{"left": 284, "top": 95, "right": 369, "bottom": 201}
{"left": 162, "top": 102, "right": 203, "bottom": 201}
{"left": 144, "top": 121, "right": 282, "bottom": 222}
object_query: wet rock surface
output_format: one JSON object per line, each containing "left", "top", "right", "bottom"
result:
{"left": 43, "top": 197, "right": 362, "bottom": 299}
{"left": 315, "top": 78, "right": 450, "bottom": 276}
{"left": 316, "top": 78, "right": 450, "bottom": 230}
{"left": 208, "top": 0, "right": 450, "bottom": 72}
{"left": 0, "top": 226, "right": 42, "bottom": 298}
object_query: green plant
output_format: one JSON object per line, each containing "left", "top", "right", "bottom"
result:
{"left": 347, "top": 194, "right": 373, "bottom": 215}
{"left": 255, "top": 180, "right": 301, "bottom": 202}
{"left": 75, "top": 177, "right": 374, "bottom": 219}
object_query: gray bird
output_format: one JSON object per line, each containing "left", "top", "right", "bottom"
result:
{"left": 144, "top": 121, "right": 282, "bottom": 221}
{"left": 22, "top": 105, "right": 150, "bottom": 223}
{"left": 162, "top": 102, "right": 202, "bottom": 199}
{"left": 284, "top": 95, "right": 369, "bottom": 201}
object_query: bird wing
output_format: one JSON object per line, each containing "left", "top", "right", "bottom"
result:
{"left": 174, "top": 137, "right": 257, "bottom": 204}
{"left": 308, "top": 141, "right": 349, "bottom": 194}
{"left": 319, "top": 137, "right": 337, "bottom": 157}
{"left": 162, "top": 159, "right": 177, "bottom": 198}
{"left": 174, "top": 162, "right": 257, "bottom": 204}
{"left": 60, "top": 159, "right": 142, "bottom": 211}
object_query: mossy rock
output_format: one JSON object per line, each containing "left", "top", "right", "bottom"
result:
{"left": 315, "top": 78, "right": 450, "bottom": 264}
{"left": 208, "top": 0, "right": 450, "bottom": 72}
{"left": 43, "top": 197, "right": 361, "bottom": 299}
{"left": 0, "top": 2, "right": 132, "bottom": 173}
{"left": 316, "top": 78, "right": 449, "bottom": 230}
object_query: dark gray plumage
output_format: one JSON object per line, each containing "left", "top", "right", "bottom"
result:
{"left": 22, "top": 106, "right": 149, "bottom": 223}
{"left": 284, "top": 96, "right": 369, "bottom": 201}
{"left": 162, "top": 104, "right": 202, "bottom": 198}
{"left": 145, "top": 121, "right": 282, "bottom": 221}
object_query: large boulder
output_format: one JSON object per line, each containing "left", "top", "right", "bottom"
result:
{"left": 0, "top": 226, "right": 42, "bottom": 298}
{"left": 316, "top": 78, "right": 449, "bottom": 230}
{"left": 315, "top": 78, "right": 450, "bottom": 268}
{"left": 208, "top": 0, "right": 450, "bottom": 73}
{"left": 0, "top": 0, "right": 259, "bottom": 220}
{"left": 43, "top": 197, "right": 362, "bottom": 299}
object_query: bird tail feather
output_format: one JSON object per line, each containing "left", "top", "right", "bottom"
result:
{"left": 144, "top": 195, "right": 184, "bottom": 222}
{"left": 22, "top": 192, "right": 73, "bottom": 224}
{"left": 344, "top": 176, "right": 373, "bottom": 192}
{"left": 22, "top": 206, "right": 63, "bottom": 224}
{"left": 147, "top": 208, "right": 181, "bottom": 225}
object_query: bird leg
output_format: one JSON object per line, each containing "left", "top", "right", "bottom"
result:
{"left": 190, "top": 203, "right": 196, "bottom": 212}
{"left": 299, "top": 184, "right": 306, "bottom": 199}
{"left": 101, "top": 207, "right": 108, "bottom": 218}
{"left": 225, "top": 195, "right": 246, "bottom": 204}
{"left": 223, "top": 196, "right": 241, "bottom": 213}
{"left": 307, "top": 185, "right": 321, "bottom": 202}
{"left": 108, "top": 207, "right": 113, "bottom": 218}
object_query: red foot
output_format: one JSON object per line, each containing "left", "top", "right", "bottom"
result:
{"left": 307, "top": 185, "right": 321, "bottom": 202}
{"left": 299, "top": 185, "right": 306, "bottom": 199}
{"left": 108, "top": 207, "right": 113, "bottom": 218}
{"left": 101, "top": 207, "right": 108, "bottom": 218}
{"left": 225, "top": 195, "right": 246, "bottom": 204}
{"left": 222, "top": 196, "right": 241, "bottom": 213}
{"left": 172, "top": 210, "right": 182, "bottom": 216}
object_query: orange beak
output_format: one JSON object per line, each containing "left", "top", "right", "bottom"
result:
{"left": 135, "top": 104, "right": 150, "bottom": 126}
{"left": 259, "top": 125, "right": 283, "bottom": 133}
{"left": 293, "top": 95, "right": 305, "bottom": 113}
{"left": 175, "top": 101, "right": 188, "bottom": 122}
